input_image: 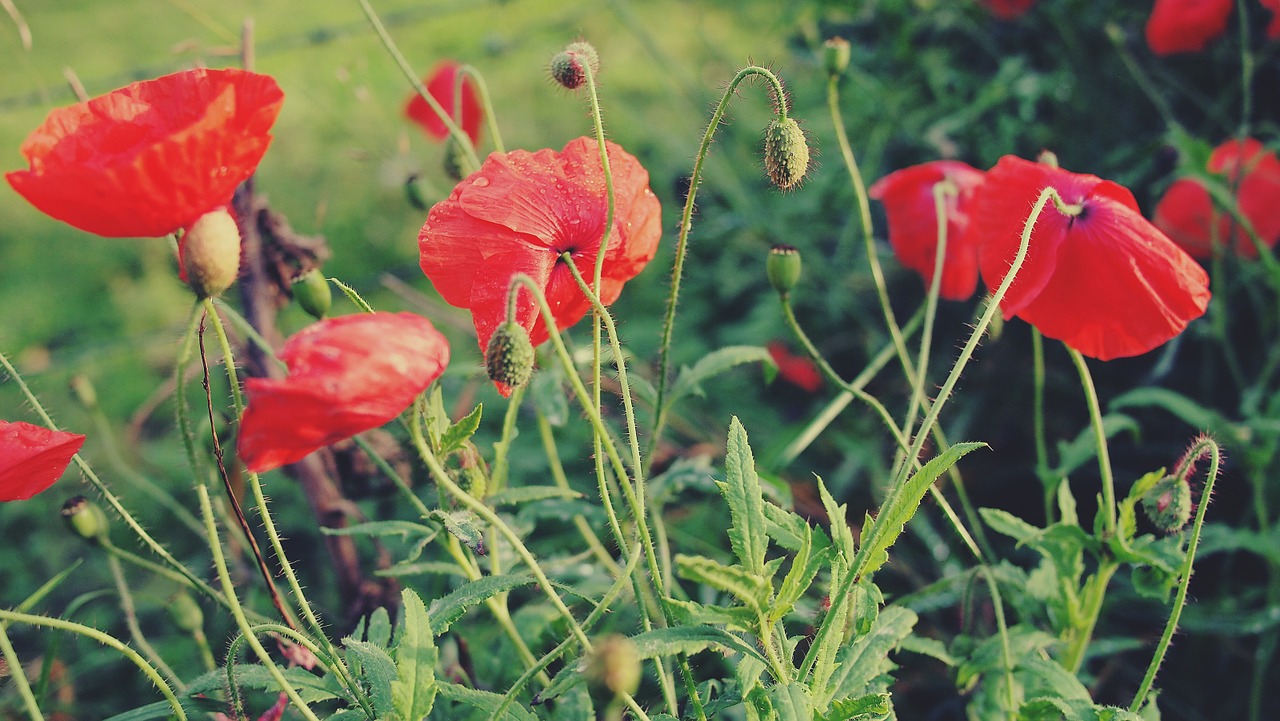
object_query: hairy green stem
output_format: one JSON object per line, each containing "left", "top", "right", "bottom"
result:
{"left": 0, "top": 620, "right": 45, "bottom": 721}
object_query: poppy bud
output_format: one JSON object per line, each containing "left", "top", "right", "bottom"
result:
{"left": 581, "top": 634, "right": 641, "bottom": 702}
{"left": 763, "top": 117, "right": 810, "bottom": 190}
{"left": 60, "top": 496, "right": 109, "bottom": 544}
{"left": 485, "top": 321, "right": 535, "bottom": 389}
{"left": 550, "top": 41, "right": 600, "bottom": 90}
{"left": 1141, "top": 474, "right": 1193, "bottom": 533}
{"left": 69, "top": 374, "right": 97, "bottom": 410}
{"left": 291, "top": 269, "right": 332, "bottom": 320}
{"left": 823, "top": 37, "right": 851, "bottom": 77}
{"left": 442, "top": 137, "right": 467, "bottom": 182}
{"left": 167, "top": 592, "right": 205, "bottom": 633}
{"left": 180, "top": 207, "right": 241, "bottom": 299}
{"left": 405, "top": 173, "right": 430, "bottom": 211}
{"left": 766, "top": 244, "right": 803, "bottom": 295}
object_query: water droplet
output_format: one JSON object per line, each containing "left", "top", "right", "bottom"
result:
{"left": 472, "top": 177, "right": 490, "bottom": 187}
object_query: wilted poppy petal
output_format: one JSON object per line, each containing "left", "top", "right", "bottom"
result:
{"left": 7, "top": 68, "right": 283, "bottom": 238}
{"left": 0, "top": 421, "right": 85, "bottom": 502}
{"left": 237, "top": 312, "right": 449, "bottom": 473}
{"left": 974, "top": 155, "right": 1210, "bottom": 360}
{"left": 870, "top": 160, "right": 985, "bottom": 301}
{"left": 419, "top": 137, "right": 661, "bottom": 391}
{"left": 1145, "top": 0, "right": 1234, "bottom": 56}
{"left": 404, "top": 61, "right": 483, "bottom": 145}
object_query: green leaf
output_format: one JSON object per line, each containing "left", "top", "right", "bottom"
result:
{"left": 818, "top": 692, "right": 892, "bottom": 721}
{"left": 487, "top": 485, "right": 582, "bottom": 506}
{"left": 1049, "top": 414, "right": 1139, "bottom": 479}
{"left": 344, "top": 638, "right": 398, "bottom": 716}
{"left": 531, "top": 363, "right": 570, "bottom": 426}
{"left": 391, "top": 588, "right": 438, "bottom": 721}
{"left": 101, "top": 697, "right": 226, "bottom": 721}
{"left": 430, "top": 509, "right": 486, "bottom": 555}
{"left": 439, "top": 403, "right": 482, "bottom": 454}
{"left": 362, "top": 606, "right": 392, "bottom": 649}
{"left": 719, "top": 417, "right": 769, "bottom": 574}
{"left": 669, "top": 346, "right": 777, "bottom": 405}
{"left": 771, "top": 523, "right": 831, "bottom": 624}
{"left": 628, "top": 624, "right": 770, "bottom": 665}
{"left": 427, "top": 573, "right": 536, "bottom": 635}
{"left": 1110, "top": 387, "right": 1249, "bottom": 445}
{"left": 824, "top": 605, "right": 916, "bottom": 707}
{"left": 768, "top": 683, "right": 814, "bottom": 721}
{"left": 676, "top": 553, "right": 772, "bottom": 611}
{"left": 435, "top": 680, "right": 537, "bottom": 720}
{"left": 857, "top": 443, "right": 986, "bottom": 577}
{"left": 666, "top": 596, "right": 759, "bottom": 630}
{"left": 319, "top": 520, "right": 436, "bottom": 539}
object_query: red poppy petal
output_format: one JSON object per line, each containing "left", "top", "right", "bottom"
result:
{"left": 1145, "top": 0, "right": 1234, "bottom": 56}
{"left": 1153, "top": 178, "right": 1216, "bottom": 258}
{"left": 237, "top": 312, "right": 449, "bottom": 473}
{"left": 1013, "top": 195, "right": 1210, "bottom": 359}
{"left": 7, "top": 68, "right": 283, "bottom": 237}
{"left": 0, "top": 421, "right": 86, "bottom": 502}
{"left": 404, "top": 61, "right": 483, "bottom": 145}
{"left": 981, "top": 0, "right": 1035, "bottom": 20}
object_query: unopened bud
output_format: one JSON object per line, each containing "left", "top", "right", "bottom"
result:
{"left": 550, "top": 41, "right": 600, "bottom": 90}
{"left": 1037, "top": 149, "right": 1060, "bottom": 169}
{"left": 823, "top": 37, "right": 851, "bottom": 77}
{"left": 180, "top": 207, "right": 241, "bottom": 299}
{"left": 60, "top": 496, "right": 109, "bottom": 544}
{"left": 763, "top": 117, "right": 810, "bottom": 190}
{"left": 69, "top": 374, "right": 97, "bottom": 410}
{"left": 766, "top": 244, "right": 803, "bottom": 295}
{"left": 442, "top": 137, "right": 467, "bottom": 182}
{"left": 1142, "top": 475, "right": 1193, "bottom": 533}
{"left": 582, "top": 634, "right": 641, "bottom": 701}
{"left": 291, "top": 269, "right": 332, "bottom": 320}
{"left": 405, "top": 173, "right": 430, "bottom": 210}
{"left": 485, "top": 322, "right": 535, "bottom": 389}
{"left": 167, "top": 592, "right": 205, "bottom": 633}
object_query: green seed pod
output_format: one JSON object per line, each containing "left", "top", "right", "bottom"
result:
{"left": 763, "top": 117, "right": 810, "bottom": 190}
{"left": 60, "top": 496, "right": 110, "bottom": 544}
{"left": 823, "top": 37, "right": 851, "bottom": 77}
{"left": 485, "top": 322, "right": 535, "bottom": 389}
{"left": 766, "top": 244, "right": 803, "bottom": 295}
{"left": 550, "top": 41, "right": 600, "bottom": 90}
{"left": 291, "top": 269, "right": 332, "bottom": 320}
{"left": 167, "top": 592, "right": 205, "bottom": 633}
{"left": 180, "top": 207, "right": 241, "bottom": 299}
{"left": 1141, "top": 474, "right": 1193, "bottom": 533}
{"left": 582, "top": 634, "right": 642, "bottom": 702}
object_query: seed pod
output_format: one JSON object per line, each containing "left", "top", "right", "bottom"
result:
{"left": 823, "top": 37, "right": 851, "bottom": 77}
{"left": 766, "top": 244, "right": 803, "bottom": 295}
{"left": 61, "top": 496, "right": 109, "bottom": 544}
{"left": 763, "top": 117, "right": 810, "bottom": 190}
{"left": 292, "top": 269, "right": 332, "bottom": 320}
{"left": 485, "top": 321, "right": 535, "bottom": 389}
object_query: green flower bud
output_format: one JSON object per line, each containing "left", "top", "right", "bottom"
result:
{"left": 291, "top": 269, "right": 332, "bottom": 320}
{"left": 1142, "top": 475, "right": 1193, "bottom": 533}
{"left": 485, "top": 322, "right": 535, "bottom": 389}
{"left": 167, "top": 592, "right": 205, "bottom": 633}
{"left": 442, "top": 138, "right": 467, "bottom": 183}
{"left": 405, "top": 173, "right": 431, "bottom": 210}
{"left": 180, "top": 207, "right": 241, "bottom": 299}
{"left": 582, "top": 634, "right": 641, "bottom": 702}
{"left": 823, "top": 37, "right": 851, "bottom": 77}
{"left": 763, "top": 117, "right": 810, "bottom": 190}
{"left": 60, "top": 496, "right": 109, "bottom": 544}
{"left": 766, "top": 244, "right": 802, "bottom": 295}
{"left": 550, "top": 41, "right": 600, "bottom": 90}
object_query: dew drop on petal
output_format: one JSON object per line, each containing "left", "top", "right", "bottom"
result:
{"left": 472, "top": 177, "right": 490, "bottom": 187}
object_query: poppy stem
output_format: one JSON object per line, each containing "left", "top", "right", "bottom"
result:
{"left": 1067, "top": 348, "right": 1118, "bottom": 538}
{"left": 458, "top": 63, "right": 505, "bottom": 153}
{"left": 0, "top": 618, "right": 44, "bottom": 721}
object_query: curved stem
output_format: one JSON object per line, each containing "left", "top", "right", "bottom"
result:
{"left": 105, "top": 551, "right": 183, "bottom": 690}
{"left": 458, "top": 63, "right": 504, "bottom": 153}
{"left": 0, "top": 620, "right": 45, "bottom": 721}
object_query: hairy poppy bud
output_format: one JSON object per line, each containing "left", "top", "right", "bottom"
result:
{"left": 292, "top": 269, "right": 332, "bottom": 320}
{"left": 61, "top": 496, "right": 109, "bottom": 544}
{"left": 1142, "top": 474, "right": 1193, "bottom": 533}
{"left": 763, "top": 117, "right": 810, "bottom": 190}
{"left": 167, "top": 592, "right": 205, "bottom": 633}
{"left": 550, "top": 41, "right": 600, "bottom": 90}
{"left": 180, "top": 207, "right": 241, "bottom": 299}
{"left": 582, "top": 634, "right": 641, "bottom": 702}
{"left": 485, "top": 321, "right": 535, "bottom": 389}
{"left": 823, "top": 37, "right": 851, "bottom": 77}
{"left": 442, "top": 136, "right": 468, "bottom": 182}
{"left": 767, "top": 244, "right": 803, "bottom": 295}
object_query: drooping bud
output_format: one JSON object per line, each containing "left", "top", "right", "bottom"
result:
{"left": 405, "top": 173, "right": 430, "bottom": 210}
{"left": 581, "top": 634, "right": 642, "bottom": 702}
{"left": 179, "top": 207, "right": 242, "bottom": 299}
{"left": 485, "top": 321, "right": 535, "bottom": 388}
{"left": 1141, "top": 474, "right": 1193, "bottom": 533}
{"left": 442, "top": 137, "right": 468, "bottom": 182}
{"left": 763, "top": 117, "right": 810, "bottom": 190}
{"left": 291, "top": 269, "right": 332, "bottom": 320}
{"left": 550, "top": 41, "right": 600, "bottom": 90}
{"left": 167, "top": 592, "right": 205, "bottom": 633}
{"left": 60, "top": 496, "right": 109, "bottom": 544}
{"left": 766, "top": 244, "right": 803, "bottom": 295}
{"left": 823, "top": 37, "right": 851, "bottom": 77}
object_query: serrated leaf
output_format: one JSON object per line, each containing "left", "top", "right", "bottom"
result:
{"left": 669, "top": 346, "right": 777, "bottom": 405}
{"left": 628, "top": 624, "right": 770, "bottom": 665}
{"left": 363, "top": 606, "right": 392, "bottom": 648}
{"left": 209, "top": 663, "right": 345, "bottom": 706}
{"left": 666, "top": 596, "right": 759, "bottom": 630}
{"left": 319, "top": 520, "right": 436, "bottom": 539}
{"left": 428, "top": 573, "right": 536, "bottom": 635}
{"left": 430, "top": 509, "right": 486, "bottom": 555}
{"left": 435, "top": 680, "right": 537, "bottom": 720}
{"left": 439, "top": 403, "right": 482, "bottom": 454}
{"left": 101, "top": 697, "right": 227, "bottom": 721}
{"left": 391, "top": 588, "right": 438, "bottom": 721}
{"left": 822, "top": 605, "right": 916, "bottom": 707}
{"left": 676, "top": 553, "right": 772, "bottom": 611}
{"left": 818, "top": 692, "right": 891, "bottom": 721}
{"left": 377, "top": 560, "right": 470, "bottom": 578}
{"left": 344, "top": 639, "right": 398, "bottom": 716}
{"left": 487, "top": 485, "right": 582, "bottom": 506}
{"left": 719, "top": 417, "right": 769, "bottom": 575}
{"left": 771, "top": 525, "right": 831, "bottom": 624}
{"left": 817, "top": 476, "right": 856, "bottom": 565}
{"left": 769, "top": 682, "right": 815, "bottom": 721}
{"left": 856, "top": 443, "right": 986, "bottom": 578}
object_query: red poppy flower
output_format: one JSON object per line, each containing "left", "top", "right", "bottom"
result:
{"left": 404, "top": 61, "right": 483, "bottom": 146}
{"left": 1145, "top": 0, "right": 1233, "bottom": 55}
{"left": 418, "top": 136, "right": 662, "bottom": 373}
{"left": 7, "top": 68, "right": 283, "bottom": 238}
{"left": 767, "top": 342, "right": 823, "bottom": 392}
{"left": 974, "top": 155, "right": 1210, "bottom": 360}
{"left": 0, "top": 421, "right": 85, "bottom": 502}
{"left": 1262, "top": 0, "right": 1280, "bottom": 39}
{"left": 236, "top": 312, "right": 450, "bottom": 473}
{"left": 869, "top": 160, "right": 986, "bottom": 301}
{"left": 981, "top": 0, "right": 1035, "bottom": 20}
{"left": 1153, "top": 138, "right": 1280, "bottom": 258}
